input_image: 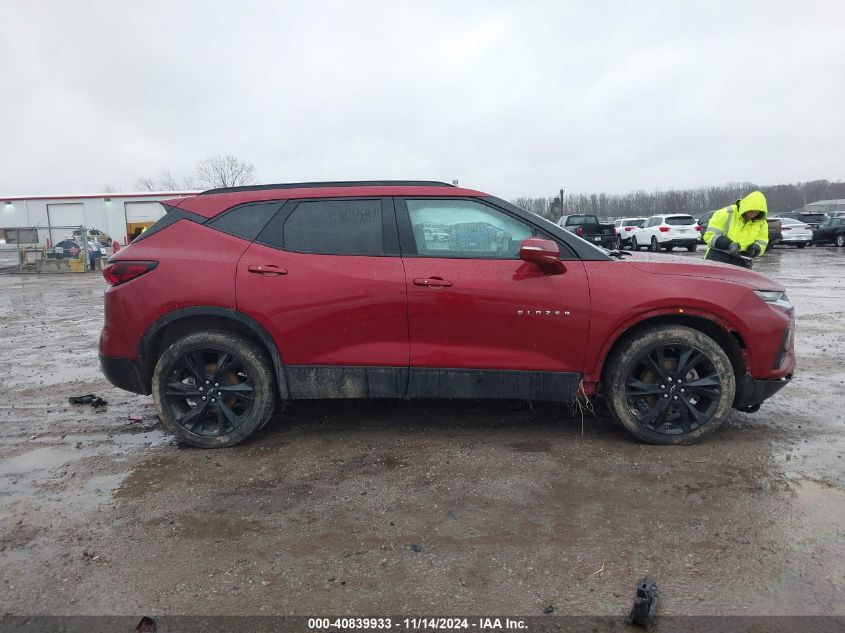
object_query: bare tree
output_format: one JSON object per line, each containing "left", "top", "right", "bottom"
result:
{"left": 136, "top": 177, "right": 157, "bottom": 192}
{"left": 195, "top": 155, "right": 256, "bottom": 189}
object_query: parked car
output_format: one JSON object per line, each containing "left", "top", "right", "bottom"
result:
{"left": 776, "top": 212, "right": 829, "bottom": 229}
{"left": 100, "top": 180, "right": 794, "bottom": 448}
{"left": 556, "top": 214, "right": 617, "bottom": 248}
{"left": 774, "top": 217, "right": 812, "bottom": 248}
{"left": 631, "top": 214, "right": 699, "bottom": 252}
{"left": 72, "top": 228, "right": 112, "bottom": 246}
{"left": 611, "top": 217, "right": 646, "bottom": 249}
{"left": 811, "top": 217, "right": 845, "bottom": 247}
{"left": 827, "top": 211, "right": 845, "bottom": 219}
{"left": 699, "top": 211, "right": 782, "bottom": 247}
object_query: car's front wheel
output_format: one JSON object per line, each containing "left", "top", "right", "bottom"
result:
{"left": 152, "top": 331, "right": 277, "bottom": 448}
{"left": 835, "top": 234, "right": 845, "bottom": 248}
{"left": 604, "top": 325, "right": 735, "bottom": 445}
{"left": 631, "top": 236, "right": 640, "bottom": 250}
{"left": 797, "top": 242, "right": 807, "bottom": 249}
{"left": 650, "top": 236, "right": 660, "bottom": 252}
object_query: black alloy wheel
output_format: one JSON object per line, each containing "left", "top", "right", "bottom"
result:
{"left": 604, "top": 325, "right": 735, "bottom": 444}
{"left": 153, "top": 331, "right": 276, "bottom": 448}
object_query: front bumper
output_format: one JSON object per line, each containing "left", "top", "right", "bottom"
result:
{"left": 733, "top": 373, "right": 792, "bottom": 411}
{"left": 99, "top": 354, "right": 150, "bottom": 395}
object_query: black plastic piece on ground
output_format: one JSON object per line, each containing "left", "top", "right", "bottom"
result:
{"left": 68, "top": 394, "right": 108, "bottom": 407}
{"left": 733, "top": 373, "right": 791, "bottom": 410}
{"left": 136, "top": 616, "right": 157, "bottom": 632}
{"left": 626, "top": 577, "right": 658, "bottom": 629}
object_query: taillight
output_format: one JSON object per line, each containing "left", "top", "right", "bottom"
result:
{"left": 782, "top": 226, "right": 791, "bottom": 231}
{"left": 103, "top": 261, "right": 158, "bottom": 286}
{"left": 625, "top": 226, "right": 635, "bottom": 231}
{"left": 659, "top": 226, "right": 670, "bottom": 232}
{"left": 611, "top": 227, "right": 617, "bottom": 235}
{"left": 695, "top": 224, "right": 702, "bottom": 232}
{"left": 576, "top": 227, "right": 583, "bottom": 237}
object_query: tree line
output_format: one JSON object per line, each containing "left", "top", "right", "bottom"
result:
{"left": 512, "top": 179, "right": 845, "bottom": 221}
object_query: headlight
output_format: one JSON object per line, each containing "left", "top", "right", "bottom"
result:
{"left": 755, "top": 290, "right": 792, "bottom": 309}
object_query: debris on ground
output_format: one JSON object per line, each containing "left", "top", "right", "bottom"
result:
{"left": 543, "top": 605, "right": 554, "bottom": 614}
{"left": 68, "top": 394, "right": 108, "bottom": 408}
{"left": 136, "top": 616, "right": 156, "bottom": 632}
{"left": 128, "top": 415, "right": 144, "bottom": 422}
{"left": 410, "top": 544, "right": 423, "bottom": 553}
{"left": 626, "top": 577, "right": 658, "bottom": 629}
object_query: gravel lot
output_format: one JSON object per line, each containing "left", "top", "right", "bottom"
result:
{"left": 0, "top": 246, "right": 843, "bottom": 618}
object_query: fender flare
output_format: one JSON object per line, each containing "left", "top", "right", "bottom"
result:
{"left": 586, "top": 307, "right": 750, "bottom": 385}
{"left": 139, "top": 306, "right": 290, "bottom": 399}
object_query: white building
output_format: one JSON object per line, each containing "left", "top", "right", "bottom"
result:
{"left": 1, "top": 191, "right": 199, "bottom": 246}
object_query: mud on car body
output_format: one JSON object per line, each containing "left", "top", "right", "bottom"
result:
{"left": 100, "top": 181, "right": 794, "bottom": 447}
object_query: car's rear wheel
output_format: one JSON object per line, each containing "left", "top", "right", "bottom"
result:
{"left": 835, "top": 234, "right": 845, "bottom": 247}
{"left": 614, "top": 237, "right": 622, "bottom": 250}
{"left": 152, "top": 331, "right": 276, "bottom": 448}
{"left": 650, "top": 237, "right": 660, "bottom": 252}
{"left": 604, "top": 325, "right": 735, "bottom": 445}
{"left": 631, "top": 236, "right": 640, "bottom": 250}
{"left": 687, "top": 244, "right": 697, "bottom": 252}
{"left": 796, "top": 242, "right": 807, "bottom": 249}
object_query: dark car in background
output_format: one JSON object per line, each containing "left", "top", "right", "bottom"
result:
{"left": 811, "top": 217, "right": 845, "bottom": 247}
{"left": 698, "top": 211, "right": 781, "bottom": 247}
{"left": 556, "top": 214, "right": 616, "bottom": 248}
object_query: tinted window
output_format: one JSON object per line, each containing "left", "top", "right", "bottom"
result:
{"left": 622, "top": 219, "right": 644, "bottom": 227}
{"left": 208, "top": 202, "right": 279, "bottom": 240}
{"left": 801, "top": 214, "right": 827, "bottom": 222}
{"left": 666, "top": 216, "right": 695, "bottom": 226}
{"left": 565, "top": 215, "right": 599, "bottom": 226}
{"left": 284, "top": 199, "right": 383, "bottom": 255}
{"left": 407, "top": 199, "right": 534, "bottom": 258}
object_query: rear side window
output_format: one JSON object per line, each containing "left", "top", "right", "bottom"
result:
{"left": 208, "top": 202, "right": 279, "bottom": 241}
{"left": 284, "top": 200, "right": 383, "bottom": 255}
{"left": 665, "top": 216, "right": 695, "bottom": 225}
{"left": 622, "top": 219, "right": 644, "bottom": 227}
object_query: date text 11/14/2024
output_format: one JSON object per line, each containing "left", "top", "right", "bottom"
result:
{"left": 308, "top": 618, "right": 528, "bottom": 630}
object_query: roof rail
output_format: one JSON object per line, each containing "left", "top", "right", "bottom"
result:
{"left": 198, "top": 180, "right": 456, "bottom": 196}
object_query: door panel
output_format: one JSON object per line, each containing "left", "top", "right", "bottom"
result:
{"left": 237, "top": 242, "right": 408, "bottom": 366}
{"left": 403, "top": 257, "right": 591, "bottom": 371}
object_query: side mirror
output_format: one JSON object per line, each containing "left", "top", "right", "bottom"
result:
{"left": 519, "top": 237, "right": 566, "bottom": 273}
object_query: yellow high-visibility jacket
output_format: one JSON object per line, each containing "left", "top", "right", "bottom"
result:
{"left": 703, "top": 190, "right": 769, "bottom": 256}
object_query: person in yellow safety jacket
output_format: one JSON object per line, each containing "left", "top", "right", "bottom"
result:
{"left": 703, "top": 190, "right": 769, "bottom": 268}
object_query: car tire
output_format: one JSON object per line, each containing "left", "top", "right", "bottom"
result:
{"left": 614, "top": 237, "right": 622, "bottom": 250}
{"left": 835, "top": 234, "right": 845, "bottom": 248}
{"left": 604, "top": 325, "right": 735, "bottom": 445}
{"left": 687, "top": 244, "right": 697, "bottom": 252}
{"left": 152, "top": 330, "right": 277, "bottom": 448}
{"left": 631, "top": 236, "right": 639, "bottom": 250}
{"left": 650, "top": 237, "right": 660, "bottom": 252}
{"left": 796, "top": 242, "right": 807, "bottom": 249}
{"left": 665, "top": 245, "right": 674, "bottom": 251}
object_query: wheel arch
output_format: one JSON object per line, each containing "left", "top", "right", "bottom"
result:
{"left": 139, "top": 307, "right": 290, "bottom": 399}
{"left": 593, "top": 312, "right": 748, "bottom": 395}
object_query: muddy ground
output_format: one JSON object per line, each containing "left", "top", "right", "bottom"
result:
{"left": 0, "top": 246, "right": 843, "bottom": 619}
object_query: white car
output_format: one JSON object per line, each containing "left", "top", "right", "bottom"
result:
{"left": 631, "top": 214, "right": 699, "bottom": 252}
{"left": 612, "top": 217, "right": 646, "bottom": 249}
{"left": 775, "top": 217, "right": 812, "bottom": 248}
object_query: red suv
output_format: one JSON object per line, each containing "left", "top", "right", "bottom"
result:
{"left": 100, "top": 181, "right": 794, "bottom": 447}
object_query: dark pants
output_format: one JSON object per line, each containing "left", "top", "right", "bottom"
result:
{"left": 705, "top": 248, "right": 753, "bottom": 269}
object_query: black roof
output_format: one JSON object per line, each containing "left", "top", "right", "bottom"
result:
{"left": 199, "top": 180, "right": 456, "bottom": 196}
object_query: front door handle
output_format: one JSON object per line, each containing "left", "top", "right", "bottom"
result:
{"left": 413, "top": 277, "right": 452, "bottom": 288}
{"left": 247, "top": 264, "right": 287, "bottom": 276}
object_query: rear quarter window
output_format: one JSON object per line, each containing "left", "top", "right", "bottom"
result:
{"left": 207, "top": 202, "right": 280, "bottom": 241}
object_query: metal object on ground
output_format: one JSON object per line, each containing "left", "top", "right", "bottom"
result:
{"left": 626, "top": 577, "right": 658, "bottom": 629}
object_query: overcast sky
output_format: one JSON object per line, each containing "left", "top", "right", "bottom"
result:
{"left": 1, "top": 1, "right": 843, "bottom": 198}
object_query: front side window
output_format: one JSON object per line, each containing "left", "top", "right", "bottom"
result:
{"left": 284, "top": 199, "right": 383, "bottom": 255}
{"left": 406, "top": 199, "right": 534, "bottom": 258}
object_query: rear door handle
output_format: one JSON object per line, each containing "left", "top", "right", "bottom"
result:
{"left": 247, "top": 264, "right": 287, "bottom": 276}
{"left": 413, "top": 277, "right": 452, "bottom": 288}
